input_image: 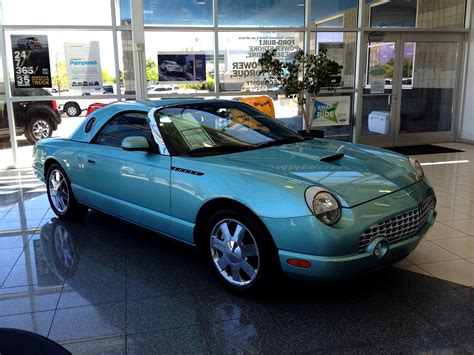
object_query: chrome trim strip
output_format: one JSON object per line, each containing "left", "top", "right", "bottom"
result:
{"left": 147, "top": 107, "right": 169, "bottom": 156}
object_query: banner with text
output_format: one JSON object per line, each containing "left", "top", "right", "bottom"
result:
{"left": 222, "top": 33, "right": 301, "bottom": 92}
{"left": 65, "top": 42, "right": 103, "bottom": 93}
{"left": 313, "top": 96, "right": 351, "bottom": 127}
{"left": 11, "top": 35, "right": 51, "bottom": 88}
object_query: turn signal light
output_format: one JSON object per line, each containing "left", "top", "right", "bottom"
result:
{"left": 287, "top": 258, "right": 311, "bottom": 269}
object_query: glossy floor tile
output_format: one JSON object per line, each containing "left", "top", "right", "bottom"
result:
{"left": 0, "top": 144, "right": 474, "bottom": 353}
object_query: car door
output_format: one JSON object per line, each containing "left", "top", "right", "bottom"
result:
{"left": 81, "top": 111, "right": 171, "bottom": 234}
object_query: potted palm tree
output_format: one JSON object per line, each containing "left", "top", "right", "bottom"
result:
{"left": 258, "top": 48, "right": 341, "bottom": 137}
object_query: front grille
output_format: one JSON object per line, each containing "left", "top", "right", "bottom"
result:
{"left": 359, "top": 198, "right": 436, "bottom": 253}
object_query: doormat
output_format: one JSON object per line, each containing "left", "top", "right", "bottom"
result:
{"left": 385, "top": 145, "right": 464, "bottom": 156}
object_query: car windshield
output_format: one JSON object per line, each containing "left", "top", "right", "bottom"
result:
{"left": 155, "top": 101, "right": 304, "bottom": 156}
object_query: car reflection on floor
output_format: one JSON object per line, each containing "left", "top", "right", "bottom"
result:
{"left": 1, "top": 164, "right": 474, "bottom": 352}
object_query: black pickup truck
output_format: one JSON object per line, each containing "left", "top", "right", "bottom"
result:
{"left": 0, "top": 87, "right": 62, "bottom": 144}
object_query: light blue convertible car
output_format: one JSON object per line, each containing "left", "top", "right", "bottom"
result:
{"left": 33, "top": 99, "right": 436, "bottom": 293}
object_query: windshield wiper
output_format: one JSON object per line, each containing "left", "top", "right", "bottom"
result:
{"left": 187, "top": 145, "right": 257, "bottom": 156}
{"left": 257, "top": 137, "right": 304, "bottom": 148}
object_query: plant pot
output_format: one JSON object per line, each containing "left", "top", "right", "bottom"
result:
{"left": 297, "top": 129, "right": 325, "bottom": 139}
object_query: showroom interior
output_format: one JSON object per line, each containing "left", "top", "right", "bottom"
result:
{"left": 1, "top": 0, "right": 474, "bottom": 353}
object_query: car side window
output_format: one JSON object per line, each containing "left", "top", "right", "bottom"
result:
{"left": 94, "top": 112, "right": 153, "bottom": 148}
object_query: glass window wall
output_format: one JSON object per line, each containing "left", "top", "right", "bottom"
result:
{"left": 218, "top": 0, "right": 305, "bottom": 27}
{"left": 2, "top": 0, "right": 113, "bottom": 26}
{"left": 144, "top": 31, "right": 215, "bottom": 95}
{"left": 310, "top": 0, "right": 358, "bottom": 28}
{"left": 364, "top": 0, "right": 466, "bottom": 29}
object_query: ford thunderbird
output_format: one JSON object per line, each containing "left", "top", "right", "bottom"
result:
{"left": 32, "top": 99, "right": 436, "bottom": 293}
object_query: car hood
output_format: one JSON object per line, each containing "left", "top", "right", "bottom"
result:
{"left": 218, "top": 139, "right": 419, "bottom": 208}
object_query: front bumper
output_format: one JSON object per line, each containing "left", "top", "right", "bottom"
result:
{"left": 261, "top": 179, "right": 436, "bottom": 280}
{"left": 279, "top": 217, "right": 434, "bottom": 280}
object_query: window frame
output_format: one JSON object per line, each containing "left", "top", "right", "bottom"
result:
{"left": 92, "top": 110, "right": 158, "bottom": 152}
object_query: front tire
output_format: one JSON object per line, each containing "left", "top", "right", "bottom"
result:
{"left": 206, "top": 209, "right": 277, "bottom": 294}
{"left": 25, "top": 117, "right": 53, "bottom": 144}
{"left": 46, "top": 164, "right": 87, "bottom": 219}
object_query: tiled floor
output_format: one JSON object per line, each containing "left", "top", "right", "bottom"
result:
{"left": 0, "top": 143, "right": 474, "bottom": 353}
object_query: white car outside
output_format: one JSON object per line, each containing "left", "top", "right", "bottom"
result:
{"left": 160, "top": 60, "right": 183, "bottom": 73}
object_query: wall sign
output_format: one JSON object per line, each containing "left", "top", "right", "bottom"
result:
{"left": 157, "top": 53, "right": 206, "bottom": 83}
{"left": 65, "top": 42, "right": 103, "bottom": 93}
{"left": 11, "top": 34, "right": 51, "bottom": 88}
{"left": 223, "top": 34, "right": 301, "bottom": 91}
{"left": 313, "top": 96, "right": 351, "bottom": 127}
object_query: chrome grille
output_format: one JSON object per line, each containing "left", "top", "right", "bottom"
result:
{"left": 359, "top": 198, "right": 436, "bottom": 253}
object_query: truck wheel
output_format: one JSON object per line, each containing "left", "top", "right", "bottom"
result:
{"left": 64, "top": 102, "right": 81, "bottom": 117}
{"left": 25, "top": 117, "right": 53, "bottom": 144}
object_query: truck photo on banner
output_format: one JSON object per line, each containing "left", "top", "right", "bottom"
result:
{"left": 313, "top": 96, "right": 351, "bottom": 127}
{"left": 11, "top": 34, "right": 51, "bottom": 88}
{"left": 65, "top": 42, "right": 103, "bottom": 93}
{"left": 157, "top": 53, "right": 206, "bottom": 83}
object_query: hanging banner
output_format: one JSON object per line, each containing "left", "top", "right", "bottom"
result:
{"left": 11, "top": 35, "right": 51, "bottom": 88}
{"left": 313, "top": 96, "right": 351, "bottom": 127}
{"left": 65, "top": 42, "right": 103, "bottom": 93}
{"left": 157, "top": 53, "right": 206, "bottom": 83}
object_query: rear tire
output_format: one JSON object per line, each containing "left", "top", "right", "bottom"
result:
{"left": 64, "top": 102, "right": 81, "bottom": 117}
{"left": 46, "top": 164, "right": 88, "bottom": 219}
{"left": 205, "top": 208, "right": 278, "bottom": 294}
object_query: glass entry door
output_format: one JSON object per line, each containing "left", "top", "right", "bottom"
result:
{"left": 357, "top": 33, "right": 463, "bottom": 147}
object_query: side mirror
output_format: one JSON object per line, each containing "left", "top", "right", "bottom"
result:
{"left": 121, "top": 136, "right": 150, "bottom": 152}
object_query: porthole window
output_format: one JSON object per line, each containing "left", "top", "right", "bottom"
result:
{"left": 84, "top": 117, "right": 96, "bottom": 133}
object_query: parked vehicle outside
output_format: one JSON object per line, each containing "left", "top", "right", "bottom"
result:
{"left": 17, "top": 37, "right": 42, "bottom": 50}
{"left": 1, "top": 86, "right": 61, "bottom": 144}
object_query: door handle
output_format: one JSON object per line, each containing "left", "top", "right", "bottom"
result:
{"left": 388, "top": 95, "right": 392, "bottom": 106}
{"left": 87, "top": 159, "right": 96, "bottom": 164}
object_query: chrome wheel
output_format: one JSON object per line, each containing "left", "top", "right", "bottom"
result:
{"left": 54, "top": 224, "right": 75, "bottom": 268}
{"left": 66, "top": 105, "right": 78, "bottom": 117}
{"left": 32, "top": 119, "right": 51, "bottom": 140}
{"left": 48, "top": 170, "right": 69, "bottom": 213}
{"left": 210, "top": 218, "right": 260, "bottom": 287}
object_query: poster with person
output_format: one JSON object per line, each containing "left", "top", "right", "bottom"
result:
{"left": 11, "top": 34, "right": 51, "bottom": 88}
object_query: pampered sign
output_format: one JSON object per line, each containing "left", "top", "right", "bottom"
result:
{"left": 11, "top": 34, "right": 51, "bottom": 88}
{"left": 65, "top": 42, "right": 103, "bottom": 93}
{"left": 313, "top": 96, "right": 351, "bottom": 127}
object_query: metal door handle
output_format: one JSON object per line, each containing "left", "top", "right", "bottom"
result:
{"left": 388, "top": 95, "right": 391, "bottom": 106}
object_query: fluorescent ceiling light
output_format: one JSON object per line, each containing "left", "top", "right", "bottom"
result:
{"left": 420, "top": 160, "right": 470, "bottom": 166}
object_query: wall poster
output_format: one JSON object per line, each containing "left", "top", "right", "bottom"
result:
{"left": 313, "top": 96, "right": 351, "bottom": 127}
{"left": 11, "top": 34, "right": 51, "bottom": 88}
{"left": 65, "top": 42, "right": 103, "bottom": 93}
{"left": 157, "top": 53, "right": 206, "bottom": 83}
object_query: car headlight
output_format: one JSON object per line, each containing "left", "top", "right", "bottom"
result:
{"left": 305, "top": 188, "right": 341, "bottom": 225}
{"left": 409, "top": 158, "right": 424, "bottom": 177}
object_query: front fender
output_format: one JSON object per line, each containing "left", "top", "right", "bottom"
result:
{"left": 170, "top": 156, "right": 313, "bottom": 224}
